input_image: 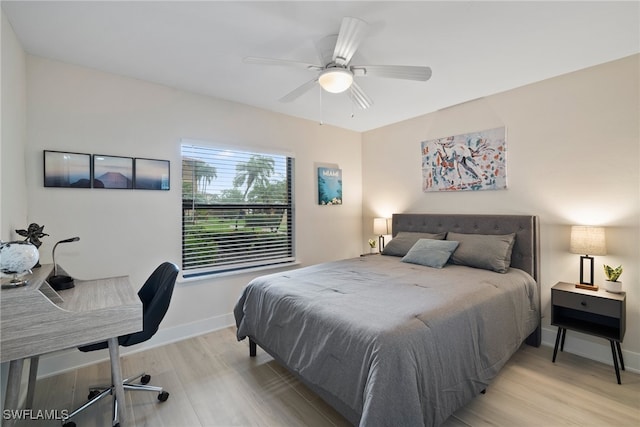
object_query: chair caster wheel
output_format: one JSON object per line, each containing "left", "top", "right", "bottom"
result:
{"left": 62, "top": 422, "right": 76, "bottom": 427}
{"left": 88, "top": 389, "right": 101, "bottom": 399}
{"left": 158, "top": 391, "right": 169, "bottom": 402}
{"left": 141, "top": 374, "right": 151, "bottom": 384}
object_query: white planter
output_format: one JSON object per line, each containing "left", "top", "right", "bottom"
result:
{"left": 604, "top": 280, "right": 623, "bottom": 293}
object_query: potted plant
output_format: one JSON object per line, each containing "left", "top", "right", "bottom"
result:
{"left": 603, "top": 264, "right": 623, "bottom": 293}
{"left": 368, "top": 239, "right": 377, "bottom": 254}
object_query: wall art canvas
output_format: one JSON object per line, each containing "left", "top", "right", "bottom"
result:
{"left": 93, "top": 155, "right": 133, "bottom": 189}
{"left": 318, "top": 167, "right": 342, "bottom": 205}
{"left": 134, "top": 158, "right": 170, "bottom": 190}
{"left": 44, "top": 150, "right": 91, "bottom": 188}
{"left": 421, "top": 127, "right": 507, "bottom": 192}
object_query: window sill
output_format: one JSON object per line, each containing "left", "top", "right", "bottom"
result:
{"left": 178, "top": 260, "right": 300, "bottom": 283}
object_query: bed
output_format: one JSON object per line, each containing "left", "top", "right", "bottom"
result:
{"left": 234, "top": 213, "right": 541, "bottom": 426}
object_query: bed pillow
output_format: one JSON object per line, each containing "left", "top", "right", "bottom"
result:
{"left": 401, "top": 239, "right": 459, "bottom": 268}
{"left": 382, "top": 231, "right": 447, "bottom": 257}
{"left": 446, "top": 232, "right": 516, "bottom": 273}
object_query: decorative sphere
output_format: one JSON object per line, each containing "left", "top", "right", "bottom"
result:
{"left": 0, "top": 241, "right": 39, "bottom": 275}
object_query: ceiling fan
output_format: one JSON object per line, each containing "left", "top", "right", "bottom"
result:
{"left": 244, "top": 17, "right": 432, "bottom": 110}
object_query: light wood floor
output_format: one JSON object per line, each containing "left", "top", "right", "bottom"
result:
{"left": 20, "top": 327, "right": 640, "bottom": 426}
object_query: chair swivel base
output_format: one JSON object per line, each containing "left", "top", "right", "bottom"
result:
{"left": 61, "top": 372, "right": 169, "bottom": 427}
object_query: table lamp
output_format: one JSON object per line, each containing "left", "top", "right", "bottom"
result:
{"left": 374, "top": 218, "right": 390, "bottom": 252}
{"left": 49, "top": 236, "right": 80, "bottom": 291}
{"left": 570, "top": 226, "right": 606, "bottom": 289}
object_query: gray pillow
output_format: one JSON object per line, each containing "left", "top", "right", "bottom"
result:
{"left": 382, "top": 231, "right": 447, "bottom": 257}
{"left": 401, "top": 239, "right": 459, "bottom": 268}
{"left": 446, "top": 232, "right": 516, "bottom": 273}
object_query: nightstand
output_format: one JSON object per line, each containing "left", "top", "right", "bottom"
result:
{"left": 360, "top": 252, "right": 379, "bottom": 257}
{"left": 551, "top": 281, "right": 626, "bottom": 384}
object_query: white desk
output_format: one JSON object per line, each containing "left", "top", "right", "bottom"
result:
{"left": 1, "top": 265, "right": 142, "bottom": 426}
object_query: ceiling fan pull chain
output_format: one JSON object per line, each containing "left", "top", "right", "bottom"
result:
{"left": 319, "top": 87, "right": 324, "bottom": 125}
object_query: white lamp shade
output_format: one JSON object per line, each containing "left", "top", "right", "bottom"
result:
{"left": 373, "top": 218, "right": 389, "bottom": 235}
{"left": 318, "top": 69, "right": 353, "bottom": 93}
{"left": 570, "top": 226, "right": 606, "bottom": 255}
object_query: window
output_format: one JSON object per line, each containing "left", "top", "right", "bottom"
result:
{"left": 181, "top": 143, "right": 294, "bottom": 277}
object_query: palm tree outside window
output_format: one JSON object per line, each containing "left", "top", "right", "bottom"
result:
{"left": 181, "top": 143, "right": 295, "bottom": 277}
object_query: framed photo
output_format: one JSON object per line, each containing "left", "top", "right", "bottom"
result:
{"left": 92, "top": 155, "right": 133, "bottom": 189}
{"left": 44, "top": 150, "right": 91, "bottom": 188}
{"left": 317, "top": 167, "right": 342, "bottom": 205}
{"left": 134, "top": 158, "right": 170, "bottom": 190}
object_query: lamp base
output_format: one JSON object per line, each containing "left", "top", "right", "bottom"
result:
{"left": 575, "top": 283, "right": 599, "bottom": 291}
{"left": 1, "top": 275, "right": 29, "bottom": 289}
{"left": 48, "top": 275, "right": 75, "bottom": 291}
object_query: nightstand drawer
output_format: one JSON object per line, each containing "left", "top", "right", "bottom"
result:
{"left": 553, "top": 290, "right": 620, "bottom": 318}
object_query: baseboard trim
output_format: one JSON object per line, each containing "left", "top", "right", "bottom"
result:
{"left": 36, "top": 313, "right": 235, "bottom": 379}
{"left": 541, "top": 326, "right": 639, "bottom": 374}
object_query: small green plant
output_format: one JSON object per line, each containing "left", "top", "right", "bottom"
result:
{"left": 603, "top": 264, "right": 623, "bottom": 282}
{"left": 368, "top": 239, "right": 377, "bottom": 248}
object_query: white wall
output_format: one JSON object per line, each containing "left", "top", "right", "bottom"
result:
{"left": 362, "top": 55, "right": 640, "bottom": 371}
{"left": 1, "top": 10, "right": 27, "bottom": 240}
{"left": 23, "top": 56, "right": 362, "bottom": 374}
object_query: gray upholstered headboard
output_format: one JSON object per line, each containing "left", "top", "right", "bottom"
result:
{"left": 392, "top": 213, "right": 540, "bottom": 282}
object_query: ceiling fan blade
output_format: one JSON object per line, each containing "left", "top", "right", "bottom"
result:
{"left": 279, "top": 78, "right": 318, "bottom": 103}
{"left": 315, "top": 35, "right": 338, "bottom": 65}
{"left": 351, "top": 65, "right": 432, "bottom": 81}
{"left": 349, "top": 81, "right": 373, "bottom": 110}
{"left": 333, "top": 17, "right": 367, "bottom": 66}
{"left": 244, "top": 57, "right": 323, "bottom": 71}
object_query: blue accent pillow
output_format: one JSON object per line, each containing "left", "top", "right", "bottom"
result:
{"left": 401, "top": 239, "right": 460, "bottom": 268}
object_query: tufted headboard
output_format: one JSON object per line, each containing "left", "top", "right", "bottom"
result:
{"left": 391, "top": 213, "right": 539, "bottom": 281}
{"left": 391, "top": 213, "right": 541, "bottom": 346}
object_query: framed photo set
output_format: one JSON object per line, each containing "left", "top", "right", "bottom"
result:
{"left": 44, "top": 150, "right": 91, "bottom": 188}
{"left": 134, "top": 158, "right": 170, "bottom": 190}
{"left": 92, "top": 155, "right": 133, "bottom": 189}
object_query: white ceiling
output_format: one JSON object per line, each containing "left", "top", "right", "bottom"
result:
{"left": 3, "top": 1, "right": 639, "bottom": 132}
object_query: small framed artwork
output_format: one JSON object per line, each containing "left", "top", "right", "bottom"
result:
{"left": 92, "top": 155, "right": 133, "bottom": 189}
{"left": 134, "top": 158, "right": 170, "bottom": 190}
{"left": 318, "top": 167, "right": 342, "bottom": 205}
{"left": 44, "top": 150, "right": 92, "bottom": 188}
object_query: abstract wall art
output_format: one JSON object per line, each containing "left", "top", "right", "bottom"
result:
{"left": 421, "top": 127, "right": 507, "bottom": 192}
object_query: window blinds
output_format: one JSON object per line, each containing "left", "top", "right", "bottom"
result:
{"left": 181, "top": 144, "right": 294, "bottom": 276}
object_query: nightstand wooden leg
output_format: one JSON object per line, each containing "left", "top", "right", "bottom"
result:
{"left": 609, "top": 340, "right": 621, "bottom": 385}
{"left": 615, "top": 341, "right": 625, "bottom": 371}
{"left": 559, "top": 328, "right": 566, "bottom": 352}
{"left": 552, "top": 328, "right": 563, "bottom": 363}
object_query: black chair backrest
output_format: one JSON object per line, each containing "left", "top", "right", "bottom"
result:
{"left": 120, "top": 262, "right": 179, "bottom": 347}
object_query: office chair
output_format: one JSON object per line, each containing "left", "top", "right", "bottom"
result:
{"left": 62, "top": 262, "right": 179, "bottom": 427}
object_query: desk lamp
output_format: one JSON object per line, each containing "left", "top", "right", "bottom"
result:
{"left": 49, "top": 237, "right": 80, "bottom": 291}
{"left": 570, "top": 226, "right": 606, "bottom": 290}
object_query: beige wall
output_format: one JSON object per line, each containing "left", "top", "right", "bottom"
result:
{"left": 1, "top": 11, "right": 27, "bottom": 240}
{"left": 24, "top": 56, "right": 362, "bottom": 374}
{"left": 362, "top": 55, "right": 640, "bottom": 370}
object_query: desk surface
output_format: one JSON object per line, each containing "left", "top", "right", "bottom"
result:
{"left": 0, "top": 264, "right": 142, "bottom": 363}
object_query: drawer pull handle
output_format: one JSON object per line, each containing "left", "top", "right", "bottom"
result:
{"left": 581, "top": 301, "right": 587, "bottom": 306}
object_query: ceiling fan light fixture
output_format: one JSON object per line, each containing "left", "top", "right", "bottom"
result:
{"left": 318, "top": 68, "right": 353, "bottom": 93}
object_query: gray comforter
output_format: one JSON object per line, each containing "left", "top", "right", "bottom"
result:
{"left": 234, "top": 255, "right": 539, "bottom": 426}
